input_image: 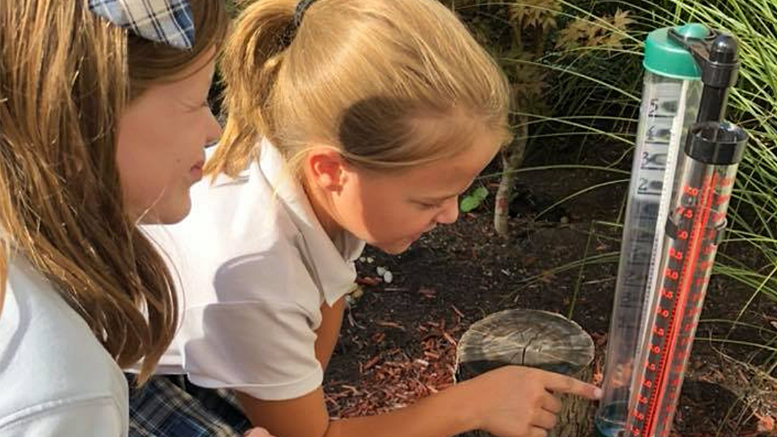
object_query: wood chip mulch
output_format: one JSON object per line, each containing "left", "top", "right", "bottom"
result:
{"left": 325, "top": 314, "right": 463, "bottom": 418}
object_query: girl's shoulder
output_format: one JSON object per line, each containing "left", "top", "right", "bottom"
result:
{"left": 166, "top": 146, "right": 305, "bottom": 259}
{"left": 0, "top": 256, "right": 128, "bottom": 435}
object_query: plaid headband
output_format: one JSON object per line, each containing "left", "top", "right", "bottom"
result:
{"left": 87, "top": 0, "right": 195, "bottom": 49}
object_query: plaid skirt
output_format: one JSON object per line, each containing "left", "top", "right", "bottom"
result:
{"left": 126, "top": 373, "right": 252, "bottom": 437}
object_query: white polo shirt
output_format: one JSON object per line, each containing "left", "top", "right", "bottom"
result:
{"left": 145, "top": 139, "right": 365, "bottom": 401}
{"left": 0, "top": 255, "right": 129, "bottom": 437}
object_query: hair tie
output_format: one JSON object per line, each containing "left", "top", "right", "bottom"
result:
{"left": 293, "top": 0, "right": 316, "bottom": 30}
{"left": 282, "top": 0, "right": 316, "bottom": 47}
{"left": 87, "top": 0, "right": 195, "bottom": 49}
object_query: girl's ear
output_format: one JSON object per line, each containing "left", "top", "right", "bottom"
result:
{"left": 304, "top": 147, "right": 349, "bottom": 194}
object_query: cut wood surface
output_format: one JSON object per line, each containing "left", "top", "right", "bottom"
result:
{"left": 455, "top": 309, "right": 596, "bottom": 437}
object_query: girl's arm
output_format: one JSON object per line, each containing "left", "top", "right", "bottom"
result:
{"left": 236, "top": 383, "right": 472, "bottom": 437}
{"left": 236, "top": 366, "right": 600, "bottom": 437}
{"left": 313, "top": 297, "right": 346, "bottom": 371}
{"left": 236, "top": 296, "right": 601, "bottom": 437}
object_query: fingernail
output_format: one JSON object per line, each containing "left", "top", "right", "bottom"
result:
{"left": 594, "top": 387, "right": 603, "bottom": 399}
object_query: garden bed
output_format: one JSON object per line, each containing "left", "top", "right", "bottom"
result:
{"left": 324, "top": 142, "right": 777, "bottom": 436}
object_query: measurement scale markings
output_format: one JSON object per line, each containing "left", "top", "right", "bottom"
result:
{"left": 642, "top": 172, "right": 718, "bottom": 436}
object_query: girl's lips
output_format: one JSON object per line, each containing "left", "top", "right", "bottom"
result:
{"left": 410, "top": 226, "right": 436, "bottom": 242}
{"left": 190, "top": 160, "right": 205, "bottom": 181}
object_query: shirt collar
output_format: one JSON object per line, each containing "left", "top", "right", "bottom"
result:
{"left": 256, "top": 138, "right": 365, "bottom": 305}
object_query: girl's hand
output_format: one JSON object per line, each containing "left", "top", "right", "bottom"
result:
{"left": 462, "top": 365, "right": 602, "bottom": 437}
{"left": 243, "top": 427, "right": 275, "bottom": 437}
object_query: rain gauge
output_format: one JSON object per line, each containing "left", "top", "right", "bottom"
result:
{"left": 595, "top": 24, "right": 747, "bottom": 437}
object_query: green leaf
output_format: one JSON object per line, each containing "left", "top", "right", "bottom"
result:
{"left": 460, "top": 187, "right": 490, "bottom": 212}
{"left": 472, "top": 186, "right": 489, "bottom": 200}
{"left": 460, "top": 196, "right": 482, "bottom": 213}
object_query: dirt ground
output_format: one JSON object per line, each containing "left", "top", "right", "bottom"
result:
{"left": 322, "top": 141, "right": 777, "bottom": 436}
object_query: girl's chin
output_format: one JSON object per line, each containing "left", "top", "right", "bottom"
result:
{"left": 373, "top": 239, "right": 415, "bottom": 255}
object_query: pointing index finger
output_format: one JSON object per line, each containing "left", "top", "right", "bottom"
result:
{"left": 543, "top": 373, "right": 602, "bottom": 400}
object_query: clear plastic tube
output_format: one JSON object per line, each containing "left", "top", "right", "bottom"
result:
{"left": 595, "top": 72, "right": 701, "bottom": 437}
{"left": 626, "top": 122, "right": 747, "bottom": 437}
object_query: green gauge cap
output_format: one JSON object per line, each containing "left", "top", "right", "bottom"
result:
{"left": 644, "top": 23, "right": 708, "bottom": 79}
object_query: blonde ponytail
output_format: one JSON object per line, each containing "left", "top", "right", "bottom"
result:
{"left": 206, "top": 0, "right": 298, "bottom": 177}
{"left": 209, "top": 0, "right": 511, "bottom": 178}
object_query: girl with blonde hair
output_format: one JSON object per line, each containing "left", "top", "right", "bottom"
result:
{"left": 0, "top": 1, "right": 271, "bottom": 436}
{"left": 136, "top": 0, "right": 602, "bottom": 436}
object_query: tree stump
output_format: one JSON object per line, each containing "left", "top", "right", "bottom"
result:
{"left": 455, "top": 309, "right": 596, "bottom": 437}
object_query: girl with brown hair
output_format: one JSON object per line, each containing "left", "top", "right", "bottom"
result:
{"left": 0, "top": 1, "right": 270, "bottom": 436}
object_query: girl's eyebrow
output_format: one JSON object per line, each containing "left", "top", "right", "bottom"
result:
{"left": 418, "top": 186, "right": 472, "bottom": 202}
{"left": 418, "top": 193, "right": 458, "bottom": 202}
{"left": 419, "top": 181, "right": 476, "bottom": 202}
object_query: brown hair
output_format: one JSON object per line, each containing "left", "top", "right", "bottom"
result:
{"left": 207, "top": 0, "right": 512, "bottom": 177}
{"left": 0, "top": 0, "right": 228, "bottom": 382}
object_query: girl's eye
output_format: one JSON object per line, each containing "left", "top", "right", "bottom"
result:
{"left": 184, "top": 101, "right": 211, "bottom": 113}
{"left": 417, "top": 201, "right": 442, "bottom": 210}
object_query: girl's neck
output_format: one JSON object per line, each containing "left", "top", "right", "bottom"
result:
{"left": 302, "top": 181, "right": 343, "bottom": 242}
